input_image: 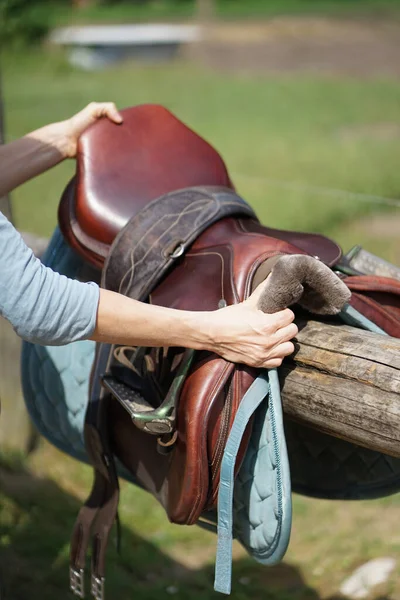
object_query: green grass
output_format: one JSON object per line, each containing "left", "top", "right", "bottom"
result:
{"left": 3, "top": 48, "right": 400, "bottom": 260}
{"left": 48, "top": 0, "right": 400, "bottom": 26}
{"left": 1, "top": 441, "right": 400, "bottom": 599}
{"left": 1, "top": 46, "right": 400, "bottom": 598}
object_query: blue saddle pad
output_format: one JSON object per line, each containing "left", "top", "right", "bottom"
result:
{"left": 21, "top": 228, "right": 292, "bottom": 593}
{"left": 20, "top": 227, "right": 400, "bottom": 595}
{"left": 21, "top": 228, "right": 95, "bottom": 464}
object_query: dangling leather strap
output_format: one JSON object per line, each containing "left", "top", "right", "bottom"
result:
{"left": 70, "top": 343, "right": 120, "bottom": 600}
{"left": 214, "top": 373, "right": 270, "bottom": 594}
{"left": 69, "top": 187, "right": 257, "bottom": 599}
{"left": 90, "top": 471, "right": 120, "bottom": 600}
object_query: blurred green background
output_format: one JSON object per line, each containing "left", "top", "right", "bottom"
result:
{"left": 1, "top": 1, "right": 400, "bottom": 599}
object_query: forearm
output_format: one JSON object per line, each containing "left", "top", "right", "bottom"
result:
{"left": 0, "top": 215, "right": 296, "bottom": 366}
{"left": 0, "top": 102, "right": 123, "bottom": 198}
{"left": 0, "top": 214, "right": 99, "bottom": 345}
{"left": 92, "top": 289, "right": 212, "bottom": 350}
{"left": 92, "top": 288, "right": 297, "bottom": 369}
{"left": 0, "top": 214, "right": 210, "bottom": 349}
{"left": 0, "top": 122, "right": 69, "bottom": 197}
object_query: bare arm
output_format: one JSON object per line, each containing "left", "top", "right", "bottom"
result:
{"left": 0, "top": 102, "right": 122, "bottom": 198}
{"left": 92, "top": 287, "right": 297, "bottom": 369}
{"left": 0, "top": 102, "right": 297, "bottom": 367}
{"left": 0, "top": 212, "right": 296, "bottom": 367}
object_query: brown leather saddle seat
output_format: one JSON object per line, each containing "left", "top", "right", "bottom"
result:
{"left": 62, "top": 104, "right": 400, "bottom": 600}
{"left": 60, "top": 104, "right": 400, "bottom": 506}
{"left": 59, "top": 105, "right": 400, "bottom": 506}
{"left": 58, "top": 104, "right": 341, "bottom": 270}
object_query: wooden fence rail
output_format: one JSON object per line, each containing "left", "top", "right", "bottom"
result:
{"left": 282, "top": 320, "right": 400, "bottom": 457}
{"left": 0, "top": 232, "right": 399, "bottom": 458}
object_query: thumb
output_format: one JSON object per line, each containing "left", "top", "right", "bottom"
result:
{"left": 245, "top": 275, "right": 272, "bottom": 310}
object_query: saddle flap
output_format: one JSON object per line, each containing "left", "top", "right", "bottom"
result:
{"left": 59, "top": 104, "right": 233, "bottom": 266}
{"left": 346, "top": 274, "right": 400, "bottom": 337}
{"left": 239, "top": 219, "right": 342, "bottom": 267}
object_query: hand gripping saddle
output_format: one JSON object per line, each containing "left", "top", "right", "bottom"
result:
{"left": 59, "top": 105, "right": 400, "bottom": 600}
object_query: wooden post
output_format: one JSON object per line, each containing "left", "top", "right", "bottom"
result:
{"left": 190, "top": 0, "right": 216, "bottom": 64}
{"left": 0, "top": 234, "right": 47, "bottom": 454}
{"left": 72, "top": 0, "right": 95, "bottom": 8}
{"left": 0, "top": 65, "right": 12, "bottom": 220}
{"left": 281, "top": 320, "right": 400, "bottom": 457}
{"left": 0, "top": 68, "right": 40, "bottom": 454}
{"left": 196, "top": 0, "right": 215, "bottom": 23}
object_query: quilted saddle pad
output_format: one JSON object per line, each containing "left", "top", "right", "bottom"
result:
{"left": 22, "top": 227, "right": 400, "bottom": 500}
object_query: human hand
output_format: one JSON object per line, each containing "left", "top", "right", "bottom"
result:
{"left": 55, "top": 102, "right": 123, "bottom": 158}
{"left": 204, "top": 281, "right": 298, "bottom": 368}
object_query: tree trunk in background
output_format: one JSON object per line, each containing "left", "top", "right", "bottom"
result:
{"left": 0, "top": 66, "right": 37, "bottom": 455}
{"left": 196, "top": 0, "right": 215, "bottom": 23}
{"left": 72, "top": 0, "right": 95, "bottom": 8}
{"left": 192, "top": 0, "right": 216, "bottom": 64}
{"left": 0, "top": 68, "right": 11, "bottom": 220}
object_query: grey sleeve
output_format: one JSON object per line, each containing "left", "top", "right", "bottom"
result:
{"left": 0, "top": 212, "right": 100, "bottom": 346}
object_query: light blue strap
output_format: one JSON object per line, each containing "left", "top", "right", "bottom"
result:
{"left": 214, "top": 301, "right": 385, "bottom": 595}
{"left": 340, "top": 303, "right": 387, "bottom": 335}
{"left": 214, "top": 372, "right": 270, "bottom": 595}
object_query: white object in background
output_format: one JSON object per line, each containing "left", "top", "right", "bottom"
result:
{"left": 49, "top": 24, "right": 202, "bottom": 46}
{"left": 339, "top": 557, "right": 396, "bottom": 599}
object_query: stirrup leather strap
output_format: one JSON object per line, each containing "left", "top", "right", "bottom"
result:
{"left": 215, "top": 372, "right": 273, "bottom": 594}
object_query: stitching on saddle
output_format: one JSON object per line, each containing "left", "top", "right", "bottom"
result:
{"left": 117, "top": 195, "right": 251, "bottom": 295}
{"left": 234, "top": 219, "right": 266, "bottom": 237}
{"left": 187, "top": 362, "right": 235, "bottom": 524}
{"left": 118, "top": 199, "right": 213, "bottom": 294}
{"left": 226, "top": 244, "right": 240, "bottom": 304}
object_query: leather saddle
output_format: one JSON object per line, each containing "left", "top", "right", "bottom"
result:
{"left": 60, "top": 105, "right": 400, "bottom": 600}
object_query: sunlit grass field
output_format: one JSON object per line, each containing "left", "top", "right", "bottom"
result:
{"left": 1, "top": 46, "right": 400, "bottom": 599}
{"left": 49, "top": 0, "right": 400, "bottom": 25}
{"left": 4, "top": 49, "right": 400, "bottom": 256}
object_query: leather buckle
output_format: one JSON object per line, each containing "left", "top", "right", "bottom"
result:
{"left": 91, "top": 574, "right": 105, "bottom": 600}
{"left": 70, "top": 567, "right": 85, "bottom": 598}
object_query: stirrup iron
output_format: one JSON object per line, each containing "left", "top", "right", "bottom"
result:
{"left": 70, "top": 567, "right": 85, "bottom": 598}
{"left": 91, "top": 574, "right": 105, "bottom": 600}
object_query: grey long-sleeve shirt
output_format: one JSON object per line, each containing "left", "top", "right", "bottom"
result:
{"left": 0, "top": 211, "right": 99, "bottom": 345}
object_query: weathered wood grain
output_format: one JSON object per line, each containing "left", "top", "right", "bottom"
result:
{"left": 281, "top": 320, "right": 400, "bottom": 457}
{"left": 0, "top": 224, "right": 399, "bottom": 460}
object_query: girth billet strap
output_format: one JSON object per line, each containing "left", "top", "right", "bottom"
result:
{"left": 70, "top": 187, "right": 256, "bottom": 599}
{"left": 70, "top": 343, "right": 120, "bottom": 600}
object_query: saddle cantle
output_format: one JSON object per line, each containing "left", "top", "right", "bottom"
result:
{"left": 60, "top": 105, "right": 400, "bottom": 599}
{"left": 58, "top": 104, "right": 233, "bottom": 268}
{"left": 58, "top": 104, "right": 342, "bottom": 270}
{"left": 70, "top": 188, "right": 352, "bottom": 599}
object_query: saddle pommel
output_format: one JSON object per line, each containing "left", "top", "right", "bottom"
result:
{"left": 58, "top": 104, "right": 233, "bottom": 267}
{"left": 258, "top": 254, "right": 351, "bottom": 315}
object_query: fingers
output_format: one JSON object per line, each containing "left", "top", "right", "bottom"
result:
{"left": 246, "top": 276, "right": 271, "bottom": 307}
{"left": 270, "top": 322, "right": 298, "bottom": 346}
{"left": 260, "top": 341, "right": 295, "bottom": 369}
{"left": 257, "top": 308, "right": 295, "bottom": 336}
{"left": 275, "top": 340, "right": 296, "bottom": 357}
{"left": 263, "top": 358, "right": 284, "bottom": 368}
{"left": 239, "top": 340, "right": 295, "bottom": 369}
{"left": 98, "top": 102, "right": 123, "bottom": 124}
{"left": 85, "top": 102, "right": 123, "bottom": 124}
